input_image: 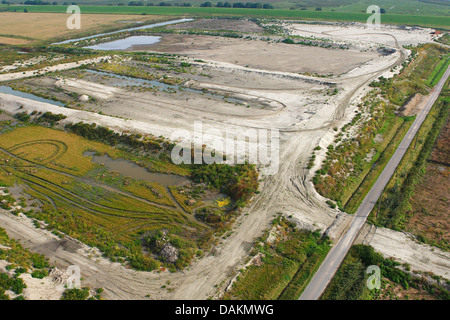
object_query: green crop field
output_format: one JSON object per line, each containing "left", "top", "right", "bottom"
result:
{"left": 1, "top": 5, "right": 450, "bottom": 29}
{"left": 2, "top": 0, "right": 450, "bottom": 16}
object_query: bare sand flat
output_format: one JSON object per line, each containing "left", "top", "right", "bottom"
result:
{"left": 138, "top": 34, "right": 378, "bottom": 75}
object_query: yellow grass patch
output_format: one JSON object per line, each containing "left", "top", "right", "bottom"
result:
{"left": 215, "top": 197, "right": 231, "bottom": 208}
{"left": 0, "top": 125, "right": 118, "bottom": 175}
{"left": 0, "top": 36, "right": 30, "bottom": 45}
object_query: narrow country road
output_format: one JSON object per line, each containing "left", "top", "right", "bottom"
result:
{"left": 299, "top": 65, "right": 450, "bottom": 300}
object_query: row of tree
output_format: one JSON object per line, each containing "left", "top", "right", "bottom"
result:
{"left": 4, "top": 1, "right": 272, "bottom": 7}
{"left": 201, "top": 2, "right": 273, "bottom": 8}
{"left": 126, "top": 1, "right": 191, "bottom": 6}
{"left": 125, "top": 1, "right": 273, "bottom": 8}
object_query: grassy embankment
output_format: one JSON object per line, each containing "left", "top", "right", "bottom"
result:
{"left": 321, "top": 244, "right": 450, "bottom": 300}
{"left": 313, "top": 44, "right": 450, "bottom": 214}
{"left": 223, "top": 215, "right": 330, "bottom": 300}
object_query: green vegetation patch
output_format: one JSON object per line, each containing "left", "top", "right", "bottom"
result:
{"left": 321, "top": 245, "right": 450, "bottom": 300}
{"left": 0, "top": 227, "right": 52, "bottom": 300}
{"left": 225, "top": 216, "right": 330, "bottom": 300}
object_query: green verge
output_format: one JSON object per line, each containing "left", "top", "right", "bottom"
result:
{"left": 426, "top": 54, "right": 450, "bottom": 87}
{"left": 224, "top": 215, "right": 330, "bottom": 300}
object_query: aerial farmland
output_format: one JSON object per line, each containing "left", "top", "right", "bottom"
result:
{"left": 0, "top": 1, "right": 449, "bottom": 305}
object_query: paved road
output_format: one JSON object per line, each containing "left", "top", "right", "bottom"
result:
{"left": 299, "top": 65, "right": 450, "bottom": 300}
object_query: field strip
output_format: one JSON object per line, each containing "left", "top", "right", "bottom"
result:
{"left": 0, "top": 56, "right": 110, "bottom": 82}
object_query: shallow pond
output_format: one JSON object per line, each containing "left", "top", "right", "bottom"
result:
{"left": 84, "top": 36, "right": 161, "bottom": 51}
{"left": 0, "top": 86, "right": 65, "bottom": 107}
{"left": 85, "top": 151, "right": 189, "bottom": 187}
{"left": 85, "top": 69, "right": 244, "bottom": 104}
{"left": 53, "top": 18, "right": 193, "bottom": 45}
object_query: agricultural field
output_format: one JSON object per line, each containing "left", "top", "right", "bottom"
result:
{"left": 0, "top": 12, "right": 169, "bottom": 44}
{"left": 3, "top": 0, "right": 450, "bottom": 16}
{"left": 369, "top": 77, "right": 450, "bottom": 250}
{"left": 1, "top": 5, "right": 450, "bottom": 29}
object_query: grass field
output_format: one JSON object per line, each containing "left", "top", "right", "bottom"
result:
{"left": 0, "top": 124, "right": 218, "bottom": 271}
{"left": 0, "top": 12, "right": 169, "bottom": 43}
{"left": 1, "top": 5, "right": 450, "bottom": 29}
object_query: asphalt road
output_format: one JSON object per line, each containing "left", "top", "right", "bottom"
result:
{"left": 299, "top": 65, "right": 450, "bottom": 300}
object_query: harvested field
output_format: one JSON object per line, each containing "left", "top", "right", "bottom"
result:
{"left": 0, "top": 12, "right": 167, "bottom": 42}
{"left": 0, "top": 36, "right": 30, "bottom": 46}
{"left": 430, "top": 113, "right": 450, "bottom": 166}
{"left": 405, "top": 114, "right": 450, "bottom": 250}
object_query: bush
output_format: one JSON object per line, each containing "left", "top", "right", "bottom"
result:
{"left": 15, "top": 112, "right": 30, "bottom": 122}
{"left": 61, "top": 287, "right": 90, "bottom": 300}
{"left": 282, "top": 38, "right": 295, "bottom": 44}
{"left": 31, "top": 269, "right": 48, "bottom": 279}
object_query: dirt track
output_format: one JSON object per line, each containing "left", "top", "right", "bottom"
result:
{"left": 0, "top": 22, "right": 448, "bottom": 299}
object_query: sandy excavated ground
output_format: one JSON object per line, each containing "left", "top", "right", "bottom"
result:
{"left": 138, "top": 34, "right": 378, "bottom": 75}
{"left": 284, "top": 21, "right": 438, "bottom": 48}
{"left": 0, "top": 21, "right": 448, "bottom": 300}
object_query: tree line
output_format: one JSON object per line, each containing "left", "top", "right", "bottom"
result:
{"left": 201, "top": 2, "right": 273, "bottom": 8}
{"left": 125, "top": 1, "right": 274, "bottom": 8}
